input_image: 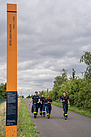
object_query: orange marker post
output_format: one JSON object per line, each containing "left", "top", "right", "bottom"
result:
{"left": 6, "top": 4, "right": 17, "bottom": 137}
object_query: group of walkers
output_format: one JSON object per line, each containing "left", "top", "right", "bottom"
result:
{"left": 29, "top": 91, "right": 52, "bottom": 119}
{"left": 29, "top": 91, "right": 70, "bottom": 120}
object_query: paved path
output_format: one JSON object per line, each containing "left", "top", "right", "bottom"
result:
{"left": 24, "top": 99, "right": 91, "bottom": 137}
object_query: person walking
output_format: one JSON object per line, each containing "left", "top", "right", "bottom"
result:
{"left": 40, "top": 94, "right": 45, "bottom": 117}
{"left": 45, "top": 95, "right": 52, "bottom": 119}
{"left": 60, "top": 91, "right": 70, "bottom": 120}
{"left": 29, "top": 91, "right": 40, "bottom": 118}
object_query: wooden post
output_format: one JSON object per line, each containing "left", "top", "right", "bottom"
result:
{"left": 6, "top": 4, "right": 17, "bottom": 137}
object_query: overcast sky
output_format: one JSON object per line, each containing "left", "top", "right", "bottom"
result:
{"left": 0, "top": 0, "right": 91, "bottom": 97}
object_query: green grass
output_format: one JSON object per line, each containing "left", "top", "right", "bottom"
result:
{"left": 0, "top": 101, "right": 6, "bottom": 137}
{"left": 52, "top": 101, "right": 91, "bottom": 118}
{"left": 18, "top": 99, "right": 39, "bottom": 137}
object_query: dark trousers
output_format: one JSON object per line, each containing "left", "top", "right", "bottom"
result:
{"left": 33, "top": 103, "right": 38, "bottom": 116}
{"left": 63, "top": 104, "right": 68, "bottom": 118}
{"left": 40, "top": 103, "right": 45, "bottom": 115}
{"left": 46, "top": 106, "right": 51, "bottom": 117}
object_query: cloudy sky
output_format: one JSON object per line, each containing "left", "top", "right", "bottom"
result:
{"left": 0, "top": 0, "right": 91, "bottom": 97}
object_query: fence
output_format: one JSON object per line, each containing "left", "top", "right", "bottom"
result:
{"left": 0, "top": 98, "right": 6, "bottom": 104}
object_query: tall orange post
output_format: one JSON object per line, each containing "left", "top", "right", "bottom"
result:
{"left": 6, "top": 4, "right": 17, "bottom": 137}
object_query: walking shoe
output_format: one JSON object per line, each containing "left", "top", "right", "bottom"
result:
{"left": 65, "top": 117, "right": 67, "bottom": 120}
{"left": 34, "top": 116, "right": 36, "bottom": 118}
{"left": 48, "top": 116, "right": 50, "bottom": 119}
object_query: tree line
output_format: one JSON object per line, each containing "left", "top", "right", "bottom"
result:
{"left": 38, "top": 51, "right": 91, "bottom": 112}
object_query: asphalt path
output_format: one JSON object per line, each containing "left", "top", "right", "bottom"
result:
{"left": 24, "top": 99, "right": 91, "bottom": 137}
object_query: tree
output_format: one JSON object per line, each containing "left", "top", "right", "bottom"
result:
{"left": 0, "top": 83, "right": 6, "bottom": 98}
{"left": 54, "top": 68, "right": 67, "bottom": 86}
{"left": 80, "top": 51, "right": 91, "bottom": 81}
{"left": 72, "top": 68, "right": 76, "bottom": 79}
{"left": 61, "top": 68, "right": 68, "bottom": 82}
{"left": 22, "top": 95, "right": 24, "bottom": 98}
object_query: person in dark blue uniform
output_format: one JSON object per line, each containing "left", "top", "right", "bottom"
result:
{"left": 40, "top": 94, "right": 45, "bottom": 117}
{"left": 45, "top": 95, "right": 52, "bottom": 119}
{"left": 29, "top": 91, "right": 40, "bottom": 118}
{"left": 60, "top": 92, "right": 70, "bottom": 120}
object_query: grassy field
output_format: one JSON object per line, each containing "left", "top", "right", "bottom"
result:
{"left": 0, "top": 101, "right": 6, "bottom": 137}
{"left": 18, "top": 99, "right": 39, "bottom": 137}
{"left": 52, "top": 101, "right": 91, "bottom": 118}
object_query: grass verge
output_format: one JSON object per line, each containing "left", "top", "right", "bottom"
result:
{"left": 18, "top": 99, "right": 39, "bottom": 137}
{"left": 52, "top": 101, "right": 91, "bottom": 118}
{"left": 0, "top": 101, "right": 6, "bottom": 137}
